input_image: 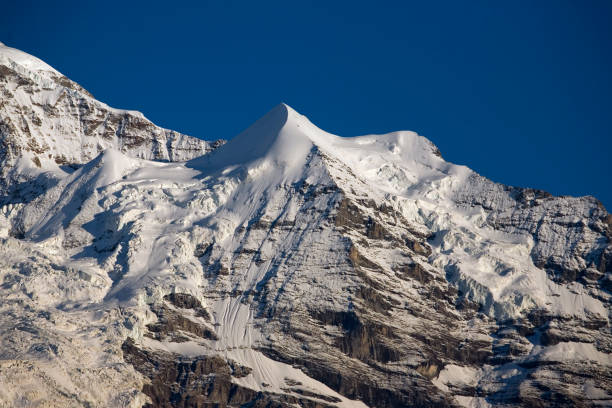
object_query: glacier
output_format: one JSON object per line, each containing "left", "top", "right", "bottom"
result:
{"left": 0, "top": 43, "right": 611, "bottom": 407}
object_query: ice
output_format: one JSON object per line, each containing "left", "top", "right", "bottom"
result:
{"left": 0, "top": 41, "right": 60, "bottom": 75}
{"left": 0, "top": 52, "right": 609, "bottom": 406}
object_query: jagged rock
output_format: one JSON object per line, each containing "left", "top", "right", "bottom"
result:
{"left": 122, "top": 338, "right": 338, "bottom": 408}
{"left": 146, "top": 304, "right": 217, "bottom": 342}
{"left": 163, "top": 293, "right": 210, "bottom": 320}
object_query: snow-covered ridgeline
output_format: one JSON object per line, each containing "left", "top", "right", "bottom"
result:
{"left": 0, "top": 42, "right": 223, "bottom": 203}
{"left": 0, "top": 43, "right": 610, "bottom": 407}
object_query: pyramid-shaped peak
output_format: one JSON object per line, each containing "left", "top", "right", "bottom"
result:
{"left": 188, "top": 102, "right": 319, "bottom": 172}
{"left": 189, "top": 102, "right": 446, "bottom": 181}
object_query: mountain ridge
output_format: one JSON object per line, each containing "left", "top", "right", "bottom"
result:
{"left": 0, "top": 45, "right": 610, "bottom": 408}
{"left": 0, "top": 42, "right": 224, "bottom": 206}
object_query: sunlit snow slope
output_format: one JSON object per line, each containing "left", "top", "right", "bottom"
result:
{"left": 0, "top": 45, "right": 611, "bottom": 408}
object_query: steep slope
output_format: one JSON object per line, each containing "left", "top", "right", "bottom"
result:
{"left": 0, "top": 49, "right": 610, "bottom": 407}
{"left": 0, "top": 41, "right": 223, "bottom": 203}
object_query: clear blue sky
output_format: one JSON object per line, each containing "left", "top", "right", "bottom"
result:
{"left": 3, "top": 1, "right": 611, "bottom": 209}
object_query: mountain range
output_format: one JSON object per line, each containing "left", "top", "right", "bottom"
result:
{"left": 0, "top": 42, "right": 610, "bottom": 408}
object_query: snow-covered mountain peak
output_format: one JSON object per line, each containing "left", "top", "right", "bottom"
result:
{"left": 1, "top": 47, "right": 611, "bottom": 408}
{"left": 189, "top": 103, "right": 313, "bottom": 173}
{"left": 190, "top": 102, "right": 446, "bottom": 194}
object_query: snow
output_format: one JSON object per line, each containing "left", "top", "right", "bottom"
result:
{"left": 455, "top": 396, "right": 492, "bottom": 408}
{"left": 0, "top": 42, "right": 60, "bottom": 75}
{"left": 525, "top": 342, "right": 612, "bottom": 366}
{"left": 0, "top": 43, "right": 215, "bottom": 180}
{"left": 1, "top": 90, "right": 610, "bottom": 406}
{"left": 433, "top": 364, "right": 481, "bottom": 392}
{"left": 190, "top": 103, "right": 442, "bottom": 188}
{"left": 191, "top": 103, "right": 608, "bottom": 322}
{"left": 191, "top": 103, "right": 310, "bottom": 172}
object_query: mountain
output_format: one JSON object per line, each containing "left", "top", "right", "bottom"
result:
{"left": 0, "top": 45, "right": 610, "bottom": 408}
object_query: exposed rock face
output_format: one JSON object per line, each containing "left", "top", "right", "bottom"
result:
{"left": 122, "top": 338, "right": 340, "bottom": 408}
{"left": 0, "top": 46, "right": 610, "bottom": 408}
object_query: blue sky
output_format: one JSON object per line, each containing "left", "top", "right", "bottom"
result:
{"left": 3, "top": 1, "right": 611, "bottom": 208}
